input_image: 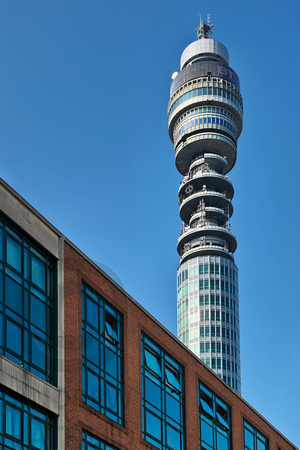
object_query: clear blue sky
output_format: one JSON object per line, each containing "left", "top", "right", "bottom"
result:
{"left": 1, "top": 0, "right": 299, "bottom": 447}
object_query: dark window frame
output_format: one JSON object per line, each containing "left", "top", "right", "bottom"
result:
{"left": 0, "top": 388, "right": 55, "bottom": 449}
{"left": 0, "top": 216, "right": 56, "bottom": 384}
{"left": 141, "top": 333, "right": 185, "bottom": 450}
{"left": 244, "top": 420, "right": 269, "bottom": 450}
{"left": 82, "top": 283, "right": 124, "bottom": 425}
{"left": 82, "top": 430, "right": 117, "bottom": 450}
{"left": 199, "top": 382, "right": 232, "bottom": 449}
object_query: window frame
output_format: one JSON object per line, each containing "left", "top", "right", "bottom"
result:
{"left": 82, "top": 430, "right": 117, "bottom": 450}
{"left": 0, "top": 388, "right": 55, "bottom": 449}
{"left": 82, "top": 283, "right": 124, "bottom": 425}
{"left": 199, "top": 382, "right": 231, "bottom": 449}
{"left": 141, "top": 333, "right": 185, "bottom": 450}
{"left": 244, "top": 420, "right": 269, "bottom": 450}
{"left": 0, "top": 216, "right": 56, "bottom": 384}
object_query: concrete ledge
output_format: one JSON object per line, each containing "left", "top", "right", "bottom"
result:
{"left": 0, "top": 179, "right": 61, "bottom": 258}
{"left": 0, "top": 356, "right": 60, "bottom": 415}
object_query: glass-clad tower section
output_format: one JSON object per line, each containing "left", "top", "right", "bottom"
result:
{"left": 168, "top": 19, "right": 243, "bottom": 393}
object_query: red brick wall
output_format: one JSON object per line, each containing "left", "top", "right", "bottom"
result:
{"left": 64, "top": 241, "right": 296, "bottom": 450}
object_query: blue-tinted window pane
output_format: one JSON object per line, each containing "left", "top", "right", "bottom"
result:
{"left": 105, "top": 346, "right": 117, "bottom": 378}
{"left": 106, "top": 383, "right": 117, "bottom": 413}
{"left": 31, "top": 256, "right": 46, "bottom": 291}
{"left": 200, "top": 398, "right": 214, "bottom": 417}
{"left": 105, "top": 320, "right": 118, "bottom": 343}
{"left": 87, "top": 298, "right": 98, "bottom": 329}
{"left": 257, "top": 440, "right": 267, "bottom": 450}
{"left": 31, "top": 418, "right": 45, "bottom": 450}
{"left": 216, "top": 410, "right": 229, "bottom": 429}
{"left": 86, "top": 334, "right": 100, "bottom": 366}
{"left": 165, "top": 367, "right": 181, "bottom": 392}
{"left": 31, "top": 296, "right": 46, "bottom": 331}
{"left": 217, "top": 430, "right": 228, "bottom": 449}
{"left": 146, "top": 410, "right": 161, "bottom": 441}
{"left": 5, "top": 405, "right": 21, "bottom": 439}
{"left": 6, "top": 319, "right": 22, "bottom": 356}
{"left": 167, "top": 424, "right": 180, "bottom": 449}
{"left": 145, "top": 349, "right": 161, "bottom": 377}
{"left": 0, "top": 228, "right": 3, "bottom": 261}
{"left": 166, "top": 393, "right": 180, "bottom": 423}
{"left": 32, "top": 336, "right": 46, "bottom": 371}
{"left": 7, "top": 236, "right": 22, "bottom": 272}
{"left": 201, "top": 419, "right": 213, "bottom": 446}
{"left": 5, "top": 276, "right": 22, "bottom": 315}
{"left": 145, "top": 377, "right": 161, "bottom": 410}
{"left": 244, "top": 427, "right": 254, "bottom": 448}
{"left": 87, "top": 371, "right": 99, "bottom": 401}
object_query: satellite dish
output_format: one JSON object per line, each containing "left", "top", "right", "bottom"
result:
{"left": 171, "top": 72, "right": 178, "bottom": 80}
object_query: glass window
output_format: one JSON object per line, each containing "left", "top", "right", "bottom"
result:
{"left": 82, "top": 284, "right": 123, "bottom": 425}
{"left": 142, "top": 334, "right": 185, "bottom": 449}
{"left": 199, "top": 383, "right": 231, "bottom": 449}
{"left": 0, "top": 217, "right": 55, "bottom": 383}
{"left": 0, "top": 389, "right": 55, "bottom": 449}
{"left": 244, "top": 421, "right": 269, "bottom": 450}
{"left": 82, "top": 431, "right": 116, "bottom": 450}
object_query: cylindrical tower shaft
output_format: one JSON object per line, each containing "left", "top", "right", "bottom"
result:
{"left": 168, "top": 18, "right": 243, "bottom": 394}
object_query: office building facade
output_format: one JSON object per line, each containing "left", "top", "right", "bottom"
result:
{"left": 0, "top": 179, "right": 297, "bottom": 449}
{"left": 168, "top": 19, "right": 242, "bottom": 393}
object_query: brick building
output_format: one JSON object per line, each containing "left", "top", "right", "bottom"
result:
{"left": 0, "top": 177, "right": 297, "bottom": 449}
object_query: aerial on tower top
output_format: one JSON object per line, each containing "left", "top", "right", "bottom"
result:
{"left": 196, "top": 14, "right": 213, "bottom": 39}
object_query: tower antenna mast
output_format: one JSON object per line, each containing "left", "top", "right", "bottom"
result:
{"left": 196, "top": 14, "right": 213, "bottom": 39}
